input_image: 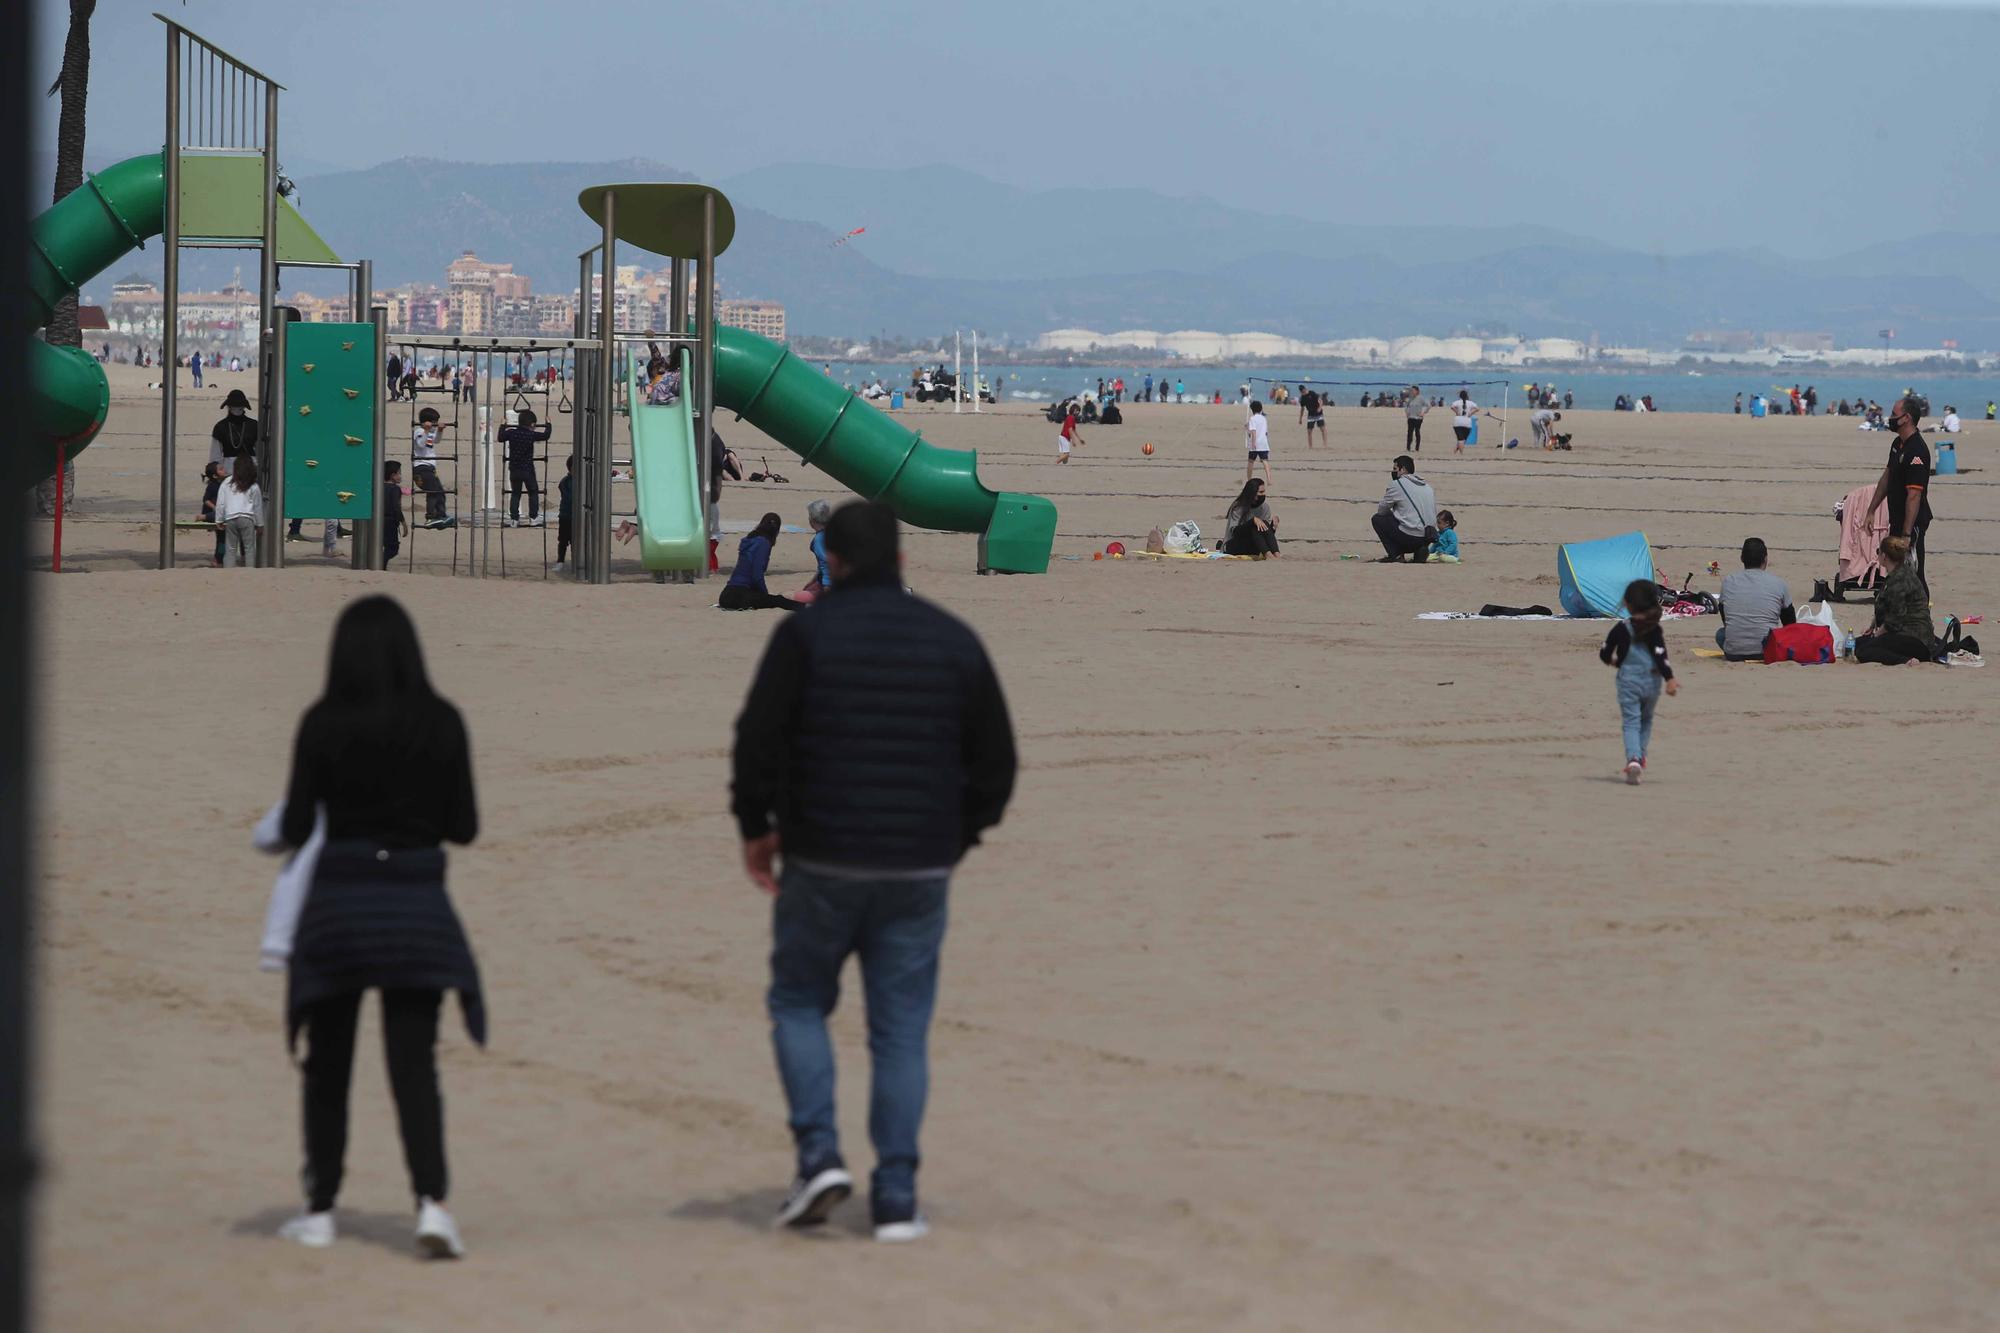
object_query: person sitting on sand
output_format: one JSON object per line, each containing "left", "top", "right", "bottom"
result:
{"left": 1222, "top": 478, "right": 1280, "bottom": 558}
{"left": 1372, "top": 454, "right": 1439, "bottom": 563}
{"left": 1853, "top": 536, "right": 1934, "bottom": 664}
{"left": 721, "top": 512, "right": 801, "bottom": 612}
{"left": 1429, "top": 509, "right": 1459, "bottom": 560}
{"left": 1716, "top": 537, "right": 1796, "bottom": 661}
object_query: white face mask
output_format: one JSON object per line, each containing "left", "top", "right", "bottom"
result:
{"left": 228, "top": 406, "right": 245, "bottom": 417}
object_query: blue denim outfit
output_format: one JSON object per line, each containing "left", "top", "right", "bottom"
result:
{"left": 1615, "top": 637, "right": 1663, "bottom": 762}
{"left": 768, "top": 862, "right": 950, "bottom": 1213}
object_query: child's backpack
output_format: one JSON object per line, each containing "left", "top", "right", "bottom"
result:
{"left": 1763, "top": 623, "right": 1835, "bottom": 665}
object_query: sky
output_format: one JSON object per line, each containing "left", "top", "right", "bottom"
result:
{"left": 32, "top": 0, "right": 2000, "bottom": 262}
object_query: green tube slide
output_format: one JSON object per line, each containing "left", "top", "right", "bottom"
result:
{"left": 712, "top": 324, "right": 1058, "bottom": 574}
{"left": 28, "top": 153, "right": 168, "bottom": 462}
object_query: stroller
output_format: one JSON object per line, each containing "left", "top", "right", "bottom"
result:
{"left": 1812, "top": 483, "right": 1890, "bottom": 604}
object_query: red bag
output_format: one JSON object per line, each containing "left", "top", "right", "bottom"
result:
{"left": 1763, "top": 622, "right": 1835, "bottom": 664}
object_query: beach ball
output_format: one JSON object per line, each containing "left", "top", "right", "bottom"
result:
{"left": 1106, "top": 541, "right": 1126, "bottom": 557}
{"left": 1142, "top": 442, "right": 1155, "bottom": 455}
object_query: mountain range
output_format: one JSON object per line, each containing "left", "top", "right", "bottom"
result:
{"left": 62, "top": 151, "right": 2000, "bottom": 349}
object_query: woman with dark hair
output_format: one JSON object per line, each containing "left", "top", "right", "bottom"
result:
{"left": 721, "top": 512, "right": 801, "bottom": 611}
{"left": 1854, "top": 536, "right": 1936, "bottom": 664}
{"left": 274, "top": 596, "right": 482, "bottom": 1257}
{"left": 1222, "top": 477, "right": 1280, "bottom": 557}
{"left": 209, "top": 387, "right": 258, "bottom": 472}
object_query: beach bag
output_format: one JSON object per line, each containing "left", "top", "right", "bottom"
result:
{"left": 1163, "top": 520, "right": 1202, "bottom": 554}
{"left": 1145, "top": 527, "right": 1166, "bottom": 554}
{"left": 1763, "top": 623, "right": 1835, "bottom": 665}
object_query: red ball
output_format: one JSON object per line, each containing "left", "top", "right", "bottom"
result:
{"left": 1106, "top": 541, "right": 1126, "bottom": 557}
{"left": 1142, "top": 442, "right": 1155, "bottom": 455}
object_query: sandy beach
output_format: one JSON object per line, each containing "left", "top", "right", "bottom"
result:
{"left": 29, "top": 365, "right": 2000, "bottom": 1330}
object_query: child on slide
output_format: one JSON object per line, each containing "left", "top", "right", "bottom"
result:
{"left": 1598, "top": 579, "right": 1680, "bottom": 785}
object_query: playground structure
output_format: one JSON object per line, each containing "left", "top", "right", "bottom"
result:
{"left": 26, "top": 16, "right": 384, "bottom": 570}
{"left": 26, "top": 17, "right": 1058, "bottom": 579}
{"left": 570, "top": 183, "right": 1057, "bottom": 581}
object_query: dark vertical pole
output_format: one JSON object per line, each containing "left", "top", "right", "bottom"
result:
{"left": 2, "top": 4, "right": 40, "bottom": 1327}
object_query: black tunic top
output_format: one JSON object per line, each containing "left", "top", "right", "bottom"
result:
{"left": 282, "top": 700, "right": 477, "bottom": 850}
{"left": 281, "top": 698, "right": 484, "bottom": 1047}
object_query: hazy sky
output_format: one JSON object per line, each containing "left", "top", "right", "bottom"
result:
{"left": 33, "top": 0, "right": 2000, "bottom": 260}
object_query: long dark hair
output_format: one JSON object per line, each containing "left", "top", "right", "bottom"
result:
{"left": 321, "top": 595, "right": 437, "bottom": 712}
{"left": 230, "top": 454, "right": 259, "bottom": 492}
{"left": 751, "top": 511, "right": 783, "bottom": 545}
{"left": 1226, "top": 477, "right": 1265, "bottom": 527}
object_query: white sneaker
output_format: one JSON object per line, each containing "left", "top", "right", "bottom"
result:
{"left": 874, "top": 1214, "right": 931, "bottom": 1244}
{"left": 278, "top": 1210, "right": 336, "bottom": 1248}
{"left": 415, "top": 1198, "right": 465, "bottom": 1259}
{"left": 1623, "top": 760, "right": 1643, "bottom": 786}
{"left": 775, "top": 1165, "right": 853, "bottom": 1229}
{"left": 551, "top": 561, "right": 567, "bottom": 573}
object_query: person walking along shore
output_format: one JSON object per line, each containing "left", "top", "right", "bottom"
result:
{"left": 273, "top": 596, "right": 484, "bottom": 1259}
{"left": 731, "top": 502, "right": 1018, "bottom": 1242}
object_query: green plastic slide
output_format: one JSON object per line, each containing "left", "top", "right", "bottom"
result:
{"left": 627, "top": 349, "right": 707, "bottom": 572}
{"left": 712, "top": 325, "right": 1057, "bottom": 574}
{"left": 26, "top": 151, "right": 337, "bottom": 466}
{"left": 28, "top": 153, "right": 168, "bottom": 463}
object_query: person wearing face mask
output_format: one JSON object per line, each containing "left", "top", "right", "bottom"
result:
{"left": 1868, "top": 395, "right": 1934, "bottom": 584}
{"left": 209, "top": 388, "right": 259, "bottom": 474}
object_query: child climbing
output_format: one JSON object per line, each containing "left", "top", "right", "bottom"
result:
{"left": 412, "top": 407, "right": 450, "bottom": 527}
{"left": 1598, "top": 579, "right": 1680, "bottom": 785}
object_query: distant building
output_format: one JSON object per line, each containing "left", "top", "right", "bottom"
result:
{"left": 721, "top": 299, "right": 786, "bottom": 343}
{"left": 445, "top": 250, "right": 524, "bottom": 333}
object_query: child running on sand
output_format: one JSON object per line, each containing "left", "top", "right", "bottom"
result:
{"left": 1599, "top": 579, "right": 1680, "bottom": 785}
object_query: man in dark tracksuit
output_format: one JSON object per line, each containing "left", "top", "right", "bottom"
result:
{"left": 732, "top": 501, "right": 1017, "bottom": 1244}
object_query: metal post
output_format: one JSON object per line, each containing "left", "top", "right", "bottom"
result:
{"left": 973, "top": 330, "right": 981, "bottom": 413}
{"left": 2, "top": 3, "right": 36, "bottom": 1312}
{"left": 697, "top": 195, "right": 716, "bottom": 576}
{"left": 159, "top": 31, "right": 182, "bottom": 569}
{"left": 596, "top": 191, "right": 616, "bottom": 585}
{"left": 669, "top": 258, "right": 687, "bottom": 338}
{"left": 574, "top": 248, "right": 593, "bottom": 582}
{"left": 266, "top": 315, "right": 287, "bottom": 569}
{"left": 954, "top": 331, "right": 963, "bottom": 414}
{"left": 260, "top": 81, "right": 282, "bottom": 568}
{"left": 479, "top": 352, "right": 493, "bottom": 579}
{"left": 362, "top": 261, "right": 385, "bottom": 571}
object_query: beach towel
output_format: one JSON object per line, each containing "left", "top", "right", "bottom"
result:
{"left": 253, "top": 800, "right": 326, "bottom": 972}
{"left": 1836, "top": 483, "right": 1890, "bottom": 586}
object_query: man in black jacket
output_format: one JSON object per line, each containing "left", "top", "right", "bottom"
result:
{"left": 732, "top": 501, "right": 1017, "bottom": 1243}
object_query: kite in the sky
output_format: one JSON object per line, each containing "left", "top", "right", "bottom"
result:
{"left": 830, "top": 227, "right": 865, "bottom": 248}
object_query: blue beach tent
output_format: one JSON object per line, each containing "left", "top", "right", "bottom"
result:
{"left": 1557, "top": 531, "right": 1655, "bottom": 618}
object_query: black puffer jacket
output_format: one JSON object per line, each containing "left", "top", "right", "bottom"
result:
{"left": 731, "top": 574, "right": 1017, "bottom": 869}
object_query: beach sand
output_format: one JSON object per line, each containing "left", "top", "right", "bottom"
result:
{"left": 30, "top": 366, "right": 2000, "bottom": 1330}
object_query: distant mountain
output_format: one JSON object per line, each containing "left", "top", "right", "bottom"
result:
{"left": 61, "top": 155, "right": 2000, "bottom": 349}
{"left": 1816, "top": 232, "right": 2000, "bottom": 302}
{"left": 717, "top": 162, "right": 1609, "bottom": 281}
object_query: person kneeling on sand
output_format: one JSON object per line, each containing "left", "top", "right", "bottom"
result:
{"left": 1716, "top": 537, "right": 1795, "bottom": 661}
{"left": 1222, "top": 477, "right": 1280, "bottom": 557}
{"left": 1372, "top": 454, "right": 1439, "bottom": 563}
{"left": 720, "top": 512, "right": 801, "bottom": 611}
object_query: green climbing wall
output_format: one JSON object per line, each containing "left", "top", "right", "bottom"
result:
{"left": 284, "top": 323, "right": 377, "bottom": 520}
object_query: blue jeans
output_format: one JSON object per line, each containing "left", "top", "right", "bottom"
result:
{"left": 1616, "top": 658, "right": 1662, "bottom": 762}
{"left": 768, "top": 863, "right": 949, "bottom": 1211}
